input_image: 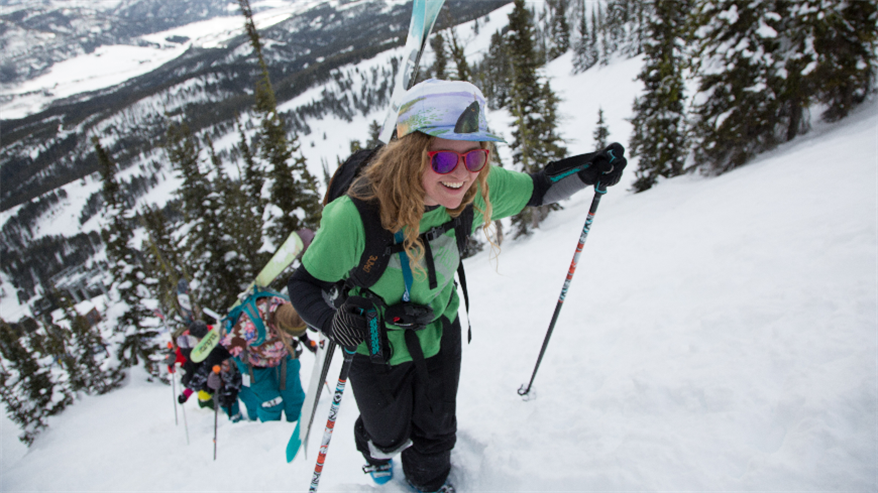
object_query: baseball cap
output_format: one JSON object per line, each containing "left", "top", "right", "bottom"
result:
{"left": 396, "top": 79, "right": 505, "bottom": 143}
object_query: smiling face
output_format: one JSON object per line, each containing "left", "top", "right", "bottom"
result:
{"left": 422, "top": 137, "right": 483, "bottom": 209}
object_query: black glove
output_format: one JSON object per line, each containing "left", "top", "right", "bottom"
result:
{"left": 178, "top": 391, "right": 190, "bottom": 404}
{"left": 217, "top": 388, "right": 238, "bottom": 409}
{"left": 299, "top": 334, "right": 317, "bottom": 354}
{"left": 328, "top": 296, "right": 376, "bottom": 348}
{"left": 578, "top": 143, "right": 627, "bottom": 188}
{"left": 163, "top": 352, "right": 176, "bottom": 366}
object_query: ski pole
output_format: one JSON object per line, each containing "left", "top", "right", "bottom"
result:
{"left": 309, "top": 347, "right": 356, "bottom": 493}
{"left": 172, "top": 374, "right": 178, "bottom": 425}
{"left": 518, "top": 181, "right": 609, "bottom": 400}
{"left": 180, "top": 385, "right": 190, "bottom": 445}
{"left": 208, "top": 365, "right": 222, "bottom": 460}
{"left": 170, "top": 346, "right": 178, "bottom": 426}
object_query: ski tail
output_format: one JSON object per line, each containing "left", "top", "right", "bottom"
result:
{"left": 378, "top": 0, "right": 447, "bottom": 143}
{"left": 287, "top": 337, "right": 336, "bottom": 463}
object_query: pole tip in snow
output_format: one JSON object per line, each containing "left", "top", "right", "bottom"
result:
{"left": 517, "top": 385, "right": 537, "bottom": 401}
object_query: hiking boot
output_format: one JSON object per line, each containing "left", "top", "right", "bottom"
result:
{"left": 363, "top": 460, "right": 393, "bottom": 485}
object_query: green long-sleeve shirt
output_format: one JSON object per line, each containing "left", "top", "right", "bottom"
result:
{"left": 301, "top": 165, "right": 533, "bottom": 365}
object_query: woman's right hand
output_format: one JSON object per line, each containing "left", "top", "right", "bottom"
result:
{"left": 328, "top": 296, "right": 377, "bottom": 348}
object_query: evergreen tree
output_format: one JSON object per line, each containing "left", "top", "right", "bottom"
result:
{"left": 598, "top": 3, "right": 612, "bottom": 65}
{"left": 593, "top": 107, "right": 610, "bottom": 151}
{"left": 237, "top": 120, "right": 265, "bottom": 209}
{"left": 0, "top": 317, "right": 73, "bottom": 445}
{"left": 590, "top": 5, "right": 601, "bottom": 66}
{"left": 475, "top": 30, "right": 512, "bottom": 110}
{"left": 365, "top": 120, "right": 382, "bottom": 149}
{"left": 55, "top": 294, "right": 122, "bottom": 394}
{"left": 507, "top": 0, "right": 544, "bottom": 172}
{"left": 207, "top": 136, "right": 265, "bottom": 291}
{"left": 448, "top": 29, "right": 472, "bottom": 82}
{"left": 572, "top": 0, "right": 597, "bottom": 73}
{"left": 797, "top": 0, "right": 877, "bottom": 122}
{"left": 604, "top": 0, "right": 628, "bottom": 57}
{"left": 94, "top": 137, "right": 161, "bottom": 376}
{"left": 430, "top": 31, "right": 449, "bottom": 80}
{"left": 506, "top": 0, "right": 567, "bottom": 237}
{"left": 690, "top": 0, "right": 785, "bottom": 173}
{"left": 628, "top": 0, "right": 647, "bottom": 56}
{"left": 629, "top": 0, "right": 689, "bottom": 192}
{"left": 140, "top": 206, "right": 187, "bottom": 325}
{"left": 548, "top": 0, "right": 571, "bottom": 60}
{"left": 239, "top": 0, "right": 322, "bottom": 249}
{"left": 166, "top": 123, "right": 239, "bottom": 312}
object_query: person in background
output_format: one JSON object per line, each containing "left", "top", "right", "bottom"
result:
{"left": 221, "top": 299, "right": 309, "bottom": 423}
{"left": 176, "top": 321, "right": 242, "bottom": 421}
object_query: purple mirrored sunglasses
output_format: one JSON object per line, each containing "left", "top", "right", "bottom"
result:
{"left": 427, "top": 149, "right": 490, "bottom": 174}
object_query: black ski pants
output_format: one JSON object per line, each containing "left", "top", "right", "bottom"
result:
{"left": 349, "top": 315, "right": 462, "bottom": 492}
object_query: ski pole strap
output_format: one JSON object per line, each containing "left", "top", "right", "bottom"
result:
{"left": 403, "top": 329, "right": 434, "bottom": 414}
{"left": 394, "top": 231, "right": 414, "bottom": 302}
{"left": 457, "top": 262, "right": 472, "bottom": 343}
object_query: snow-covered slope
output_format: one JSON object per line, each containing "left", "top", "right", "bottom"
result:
{"left": 2, "top": 31, "right": 876, "bottom": 489}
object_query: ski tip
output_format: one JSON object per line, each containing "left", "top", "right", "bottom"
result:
{"left": 286, "top": 422, "right": 302, "bottom": 463}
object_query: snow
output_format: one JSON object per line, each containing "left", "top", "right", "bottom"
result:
{"left": 2, "top": 3, "right": 878, "bottom": 492}
{"left": 0, "top": 0, "right": 325, "bottom": 120}
{"left": 0, "top": 44, "right": 189, "bottom": 120}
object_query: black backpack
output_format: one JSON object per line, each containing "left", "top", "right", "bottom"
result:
{"left": 324, "top": 145, "right": 475, "bottom": 343}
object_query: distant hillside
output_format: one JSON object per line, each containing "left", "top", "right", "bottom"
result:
{"left": 0, "top": 0, "right": 509, "bottom": 212}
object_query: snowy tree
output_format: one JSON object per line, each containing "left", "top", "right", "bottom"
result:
{"left": 0, "top": 317, "right": 73, "bottom": 445}
{"left": 548, "top": 0, "right": 571, "bottom": 60}
{"left": 448, "top": 29, "right": 472, "bottom": 82}
{"left": 506, "top": 0, "right": 567, "bottom": 237}
{"left": 593, "top": 107, "right": 610, "bottom": 151}
{"left": 475, "top": 30, "right": 513, "bottom": 110}
{"left": 430, "top": 31, "right": 449, "bottom": 80}
{"left": 166, "top": 123, "right": 240, "bottom": 312}
{"left": 205, "top": 136, "right": 262, "bottom": 294}
{"left": 629, "top": 0, "right": 690, "bottom": 192}
{"left": 239, "top": 0, "right": 322, "bottom": 249}
{"left": 690, "top": 0, "right": 786, "bottom": 172}
{"left": 793, "top": 0, "right": 877, "bottom": 123}
{"left": 140, "top": 205, "right": 188, "bottom": 326}
{"left": 94, "top": 137, "right": 161, "bottom": 376}
{"left": 55, "top": 294, "right": 123, "bottom": 395}
{"left": 571, "top": 0, "right": 598, "bottom": 73}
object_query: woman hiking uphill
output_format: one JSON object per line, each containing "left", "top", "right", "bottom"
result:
{"left": 288, "top": 79, "right": 626, "bottom": 493}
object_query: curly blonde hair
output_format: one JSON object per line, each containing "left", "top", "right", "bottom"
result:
{"left": 349, "top": 131, "right": 495, "bottom": 279}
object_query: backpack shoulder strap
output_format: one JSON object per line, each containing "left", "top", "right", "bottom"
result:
{"left": 347, "top": 196, "right": 395, "bottom": 290}
{"left": 455, "top": 204, "right": 475, "bottom": 342}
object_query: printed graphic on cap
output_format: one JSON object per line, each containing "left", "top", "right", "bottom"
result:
{"left": 454, "top": 101, "right": 480, "bottom": 134}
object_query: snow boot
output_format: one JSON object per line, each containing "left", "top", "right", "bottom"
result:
{"left": 405, "top": 478, "right": 455, "bottom": 493}
{"left": 363, "top": 459, "right": 393, "bottom": 485}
